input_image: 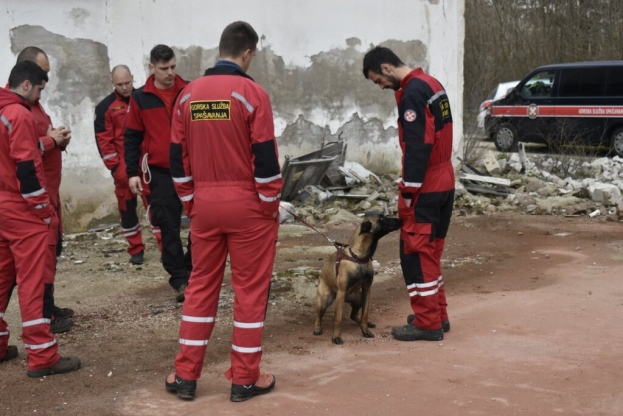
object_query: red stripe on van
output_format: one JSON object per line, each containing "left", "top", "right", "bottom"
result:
{"left": 491, "top": 105, "right": 623, "bottom": 117}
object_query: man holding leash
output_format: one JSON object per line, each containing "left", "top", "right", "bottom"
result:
{"left": 363, "top": 46, "right": 454, "bottom": 341}
{"left": 166, "top": 21, "right": 282, "bottom": 401}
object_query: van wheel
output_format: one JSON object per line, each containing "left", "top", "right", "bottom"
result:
{"left": 610, "top": 127, "right": 623, "bottom": 158}
{"left": 494, "top": 123, "right": 519, "bottom": 152}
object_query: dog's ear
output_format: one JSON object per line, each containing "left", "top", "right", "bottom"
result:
{"left": 360, "top": 220, "right": 372, "bottom": 234}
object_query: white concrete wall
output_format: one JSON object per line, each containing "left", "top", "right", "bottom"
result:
{"left": 0, "top": 0, "right": 464, "bottom": 230}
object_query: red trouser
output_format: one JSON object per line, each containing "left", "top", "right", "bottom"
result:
{"left": 398, "top": 164, "right": 454, "bottom": 331}
{"left": 114, "top": 185, "right": 163, "bottom": 255}
{"left": 175, "top": 184, "right": 278, "bottom": 384}
{"left": 0, "top": 196, "right": 61, "bottom": 369}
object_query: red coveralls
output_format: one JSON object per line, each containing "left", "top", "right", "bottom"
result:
{"left": 125, "top": 75, "right": 191, "bottom": 289}
{"left": 170, "top": 63, "right": 282, "bottom": 385}
{"left": 0, "top": 88, "right": 61, "bottom": 369}
{"left": 94, "top": 90, "right": 162, "bottom": 254}
{"left": 396, "top": 69, "right": 455, "bottom": 331}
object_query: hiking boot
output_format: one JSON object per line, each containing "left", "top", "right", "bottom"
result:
{"left": 392, "top": 324, "right": 444, "bottom": 341}
{"left": 0, "top": 345, "right": 18, "bottom": 363}
{"left": 53, "top": 306, "right": 74, "bottom": 321}
{"left": 27, "top": 356, "right": 81, "bottom": 378}
{"left": 175, "top": 284, "right": 187, "bottom": 303}
{"left": 50, "top": 318, "right": 73, "bottom": 334}
{"left": 130, "top": 251, "right": 145, "bottom": 265}
{"left": 165, "top": 373, "right": 196, "bottom": 400}
{"left": 231, "top": 372, "right": 276, "bottom": 402}
{"left": 407, "top": 314, "right": 450, "bottom": 333}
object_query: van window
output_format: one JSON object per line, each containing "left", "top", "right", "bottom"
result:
{"left": 606, "top": 67, "right": 623, "bottom": 96}
{"left": 559, "top": 67, "right": 607, "bottom": 97}
{"left": 520, "top": 70, "right": 555, "bottom": 99}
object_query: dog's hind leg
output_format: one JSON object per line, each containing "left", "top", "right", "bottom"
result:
{"left": 313, "top": 280, "right": 334, "bottom": 336}
{"left": 359, "top": 283, "right": 375, "bottom": 338}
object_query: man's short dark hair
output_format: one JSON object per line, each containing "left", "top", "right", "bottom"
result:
{"left": 8, "top": 61, "right": 49, "bottom": 89}
{"left": 150, "top": 44, "right": 175, "bottom": 64}
{"left": 219, "top": 21, "right": 259, "bottom": 58}
{"left": 362, "top": 46, "right": 405, "bottom": 78}
{"left": 15, "top": 46, "right": 48, "bottom": 64}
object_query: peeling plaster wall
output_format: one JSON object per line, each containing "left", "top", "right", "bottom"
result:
{"left": 0, "top": 0, "right": 464, "bottom": 230}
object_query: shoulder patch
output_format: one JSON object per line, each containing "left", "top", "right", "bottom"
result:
{"left": 404, "top": 109, "right": 417, "bottom": 123}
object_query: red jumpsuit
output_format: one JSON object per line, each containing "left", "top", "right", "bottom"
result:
{"left": 170, "top": 62, "right": 282, "bottom": 385}
{"left": 94, "top": 90, "right": 162, "bottom": 255}
{"left": 0, "top": 88, "right": 61, "bottom": 369}
{"left": 396, "top": 69, "right": 455, "bottom": 331}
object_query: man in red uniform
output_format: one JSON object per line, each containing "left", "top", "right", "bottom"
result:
{"left": 0, "top": 61, "right": 81, "bottom": 376}
{"left": 363, "top": 46, "right": 455, "bottom": 341}
{"left": 94, "top": 64, "right": 163, "bottom": 264}
{"left": 125, "top": 45, "right": 190, "bottom": 301}
{"left": 15, "top": 47, "right": 74, "bottom": 334}
{"left": 165, "top": 21, "right": 282, "bottom": 402}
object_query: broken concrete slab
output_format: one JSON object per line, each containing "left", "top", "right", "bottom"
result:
{"left": 587, "top": 183, "right": 622, "bottom": 205}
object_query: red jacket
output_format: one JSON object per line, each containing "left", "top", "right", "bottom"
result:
{"left": 0, "top": 88, "right": 56, "bottom": 221}
{"left": 170, "top": 64, "right": 282, "bottom": 215}
{"left": 31, "top": 101, "right": 63, "bottom": 209}
{"left": 124, "top": 74, "right": 188, "bottom": 177}
{"left": 94, "top": 90, "right": 130, "bottom": 174}
{"left": 395, "top": 68, "right": 454, "bottom": 197}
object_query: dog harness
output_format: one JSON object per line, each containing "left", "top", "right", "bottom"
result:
{"left": 334, "top": 243, "right": 371, "bottom": 277}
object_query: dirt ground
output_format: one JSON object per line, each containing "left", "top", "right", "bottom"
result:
{"left": 2, "top": 211, "right": 623, "bottom": 415}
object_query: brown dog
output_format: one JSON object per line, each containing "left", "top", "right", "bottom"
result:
{"left": 313, "top": 213, "right": 401, "bottom": 344}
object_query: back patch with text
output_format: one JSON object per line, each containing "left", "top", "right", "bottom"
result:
{"left": 190, "top": 100, "right": 230, "bottom": 121}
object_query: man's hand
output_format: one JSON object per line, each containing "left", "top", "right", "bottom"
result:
{"left": 404, "top": 198, "right": 412, "bottom": 208}
{"left": 128, "top": 176, "right": 143, "bottom": 195}
{"left": 47, "top": 125, "right": 71, "bottom": 148}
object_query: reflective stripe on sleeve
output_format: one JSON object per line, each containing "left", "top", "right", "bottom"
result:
{"left": 180, "top": 194, "right": 194, "bottom": 202}
{"left": 0, "top": 115, "right": 12, "bottom": 133}
{"left": 255, "top": 174, "right": 282, "bottom": 184}
{"left": 427, "top": 90, "right": 447, "bottom": 105}
{"left": 173, "top": 176, "right": 193, "bottom": 183}
{"left": 102, "top": 153, "right": 118, "bottom": 161}
{"left": 179, "top": 93, "right": 191, "bottom": 105}
{"left": 231, "top": 92, "right": 255, "bottom": 113}
{"left": 22, "top": 188, "right": 46, "bottom": 199}
{"left": 258, "top": 192, "right": 280, "bottom": 202}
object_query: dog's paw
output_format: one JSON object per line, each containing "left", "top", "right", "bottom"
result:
{"left": 362, "top": 330, "right": 375, "bottom": 338}
{"left": 367, "top": 322, "right": 376, "bottom": 328}
{"left": 313, "top": 329, "right": 323, "bottom": 336}
{"left": 331, "top": 337, "right": 344, "bottom": 345}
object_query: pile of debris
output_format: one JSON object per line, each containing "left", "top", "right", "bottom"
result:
{"left": 457, "top": 144, "right": 623, "bottom": 220}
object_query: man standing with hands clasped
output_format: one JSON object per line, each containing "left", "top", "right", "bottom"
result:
{"left": 363, "top": 46, "right": 455, "bottom": 342}
{"left": 165, "top": 21, "right": 282, "bottom": 402}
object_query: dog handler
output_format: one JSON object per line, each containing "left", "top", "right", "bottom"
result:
{"left": 166, "top": 21, "right": 282, "bottom": 401}
{"left": 363, "top": 46, "right": 454, "bottom": 341}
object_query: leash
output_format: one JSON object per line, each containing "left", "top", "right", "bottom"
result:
{"left": 280, "top": 206, "right": 371, "bottom": 276}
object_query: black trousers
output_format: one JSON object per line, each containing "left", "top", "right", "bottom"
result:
{"left": 149, "top": 166, "right": 191, "bottom": 289}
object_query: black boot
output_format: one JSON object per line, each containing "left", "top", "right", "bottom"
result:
{"left": 165, "top": 374, "right": 196, "bottom": 400}
{"left": 53, "top": 306, "right": 74, "bottom": 320}
{"left": 27, "top": 356, "right": 81, "bottom": 378}
{"left": 407, "top": 314, "right": 450, "bottom": 333}
{"left": 130, "top": 250, "right": 145, "bottom": 265}
{"left": 231, "top": 373, "right": 276, "bottom": 402}
{"left": 392, "top": 324, "right": 444, "bottom": 341}
{"left": 0, "top": 345, "right": 18, "bottom": 363}
{"left": 51, "top": 318, "right": 74, "bottom": 334}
